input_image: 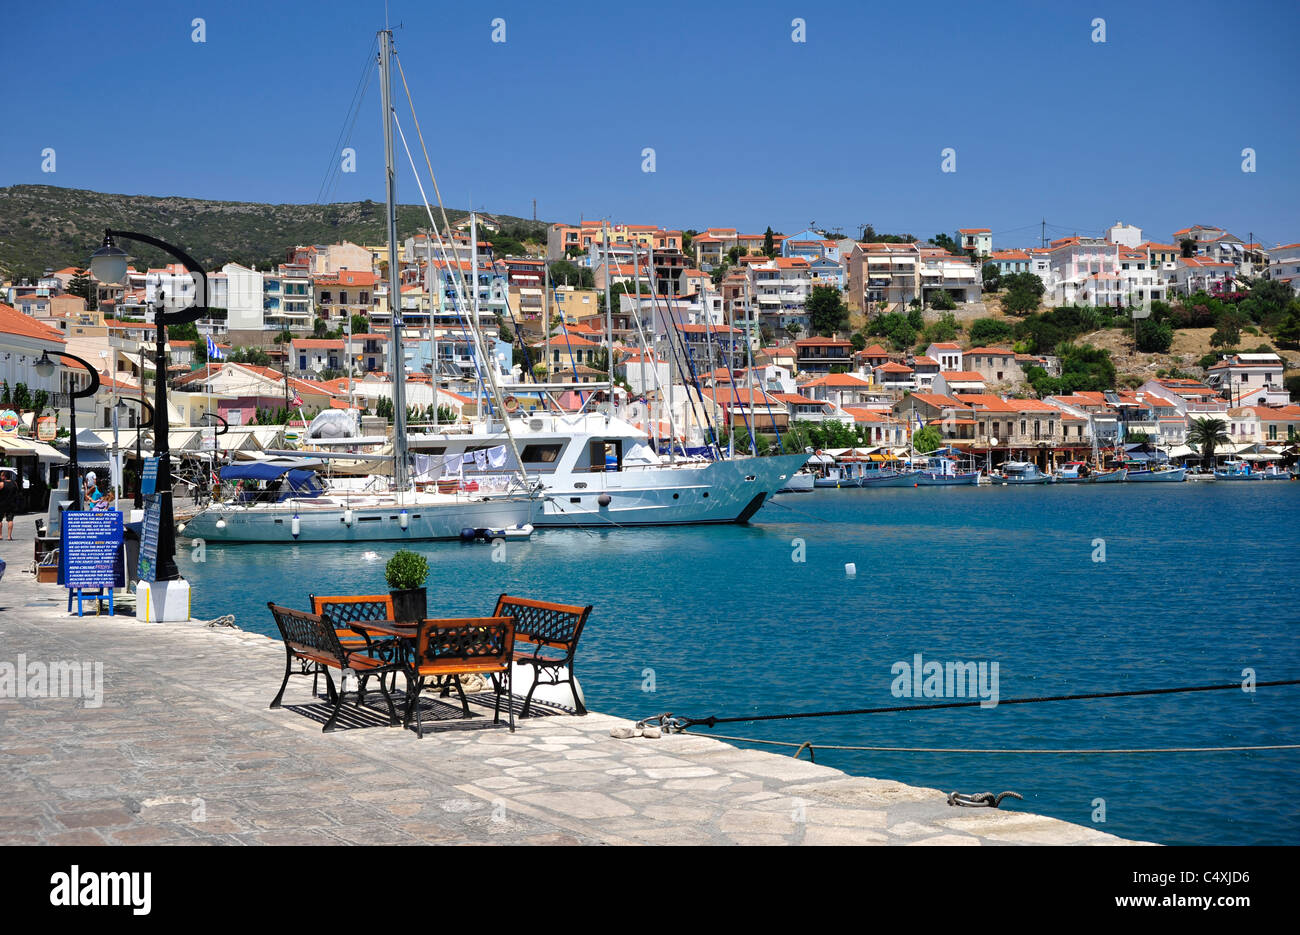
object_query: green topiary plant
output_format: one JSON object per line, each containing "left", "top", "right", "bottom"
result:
{"left": 385, "top": 549, "right": 428, "bottom": 591}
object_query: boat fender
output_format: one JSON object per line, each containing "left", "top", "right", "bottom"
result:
{"left": 597, "top": 493, "right": 612, "bottom": 507}
{"left": 399, "top": 509, "right": 408, "bottom": 530}
{"left": 459, "top": 528, "right": 477, "bottom": 541}
{"left": 343, "top": 509, "right": 354, "bottom": 526}
{"left": 291, "top": 514, "right": 300, "bottom": 538}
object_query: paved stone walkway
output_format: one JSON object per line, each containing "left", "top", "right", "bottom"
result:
{"left": 0, "top": 527, "right": 1143, "bottom": 845}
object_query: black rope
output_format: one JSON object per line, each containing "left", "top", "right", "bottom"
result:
{"left": 677, "top": 679, "right": 1300, "bottom": 729}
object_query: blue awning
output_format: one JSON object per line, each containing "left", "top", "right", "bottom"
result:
{"left": 220, "top": 462, "right": 316, "bottom": 482}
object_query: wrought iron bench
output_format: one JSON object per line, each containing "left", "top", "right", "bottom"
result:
{"left": 492, "top": 594, "right": 592, "bottom": 716}
{"left": 267, "top": 603, "right": 403, "bottom": 732}
{"left": 404, "top": 617, "right": 515, "bottom": 737}
{"left": 309, "top": 593, "right": 400, "bottom": 692}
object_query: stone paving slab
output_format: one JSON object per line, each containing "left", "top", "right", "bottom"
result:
{"left": 0, "top": 531, "right": 1146, "bottom": 846}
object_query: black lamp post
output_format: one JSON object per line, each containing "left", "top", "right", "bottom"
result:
{"left": 90, "top": 229, "right": 208, "bottom": 582}
{"left": 117, "top": 397, "right": 155, "bottom": 509}
{"left": 34, "top": 350, "right": 100, "bottom": 511}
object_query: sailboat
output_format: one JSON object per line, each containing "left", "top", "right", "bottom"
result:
{"left": 182, "top": 30, "right": 537, "bottom": 543}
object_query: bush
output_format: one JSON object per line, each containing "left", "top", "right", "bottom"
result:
{"left": 928, "top": 289, "right": 956, "bottom": 311}
{"left": 1197, "top": 352, "right": 1220, "bottom": 370}
{"left": 385, "top": 550, "right": 429, "bottom": 591}
{"left": 968, "top": 317, "right": 1015, "bottom": 345}
{"left": 1135, "top": 318, "right": 1173, "bottom": 353}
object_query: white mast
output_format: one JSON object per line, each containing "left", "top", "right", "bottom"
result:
{"left": 379, "top": 28, "right": 409, "bottom": 491}
{"left": 631, "top": 242, "right": 645, "bottom": 429}
{"left": 602, "top": 221, "right": 613, "bottom": 420}
{"left": 426, "top": 234, "right": 436, "bottom": 427}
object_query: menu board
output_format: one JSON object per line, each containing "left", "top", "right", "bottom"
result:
{"left": 136, "top": 495, "right": 162, "bottom": 582}
{"left": 60, "top": 510, "right": 125, "bottom": 589}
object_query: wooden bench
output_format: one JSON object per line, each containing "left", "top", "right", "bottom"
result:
{"left": 492, "top": 594, "right": 592, "bottom": 716}
{"left": 404, "top": 617, "right": 515, "bottom": 737}
{"left": 267, "top": 603, "right": 403, "bottom": 732}
{"left": 309, "top": 593, "right": 400, "bottom": 692}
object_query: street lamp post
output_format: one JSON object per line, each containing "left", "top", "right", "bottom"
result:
{"left": 33, "top": 350, "right": 100, "bottom": 511}
{"left": 90, "top": 229, "right": 208, "bottom": 583}
{"left": 116, "top": 397, "right": 154, "bottom": 509}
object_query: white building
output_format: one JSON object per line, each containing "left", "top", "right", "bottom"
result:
{"left": 1268, "top": 243, "right": 1300, "bottom": 295}
{"left": 1106, "top": 221, "right": 1143, "bottom": 248}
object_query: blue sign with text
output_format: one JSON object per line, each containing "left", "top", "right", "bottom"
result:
{"left": 59, "top": 510, "right": 125, "bottom": 589}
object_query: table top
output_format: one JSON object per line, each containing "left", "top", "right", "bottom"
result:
{"left": 348, "top": 620, "right": 417, "bottom": 639}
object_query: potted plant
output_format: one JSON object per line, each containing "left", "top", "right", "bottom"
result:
{"left": 385, "top": 549, "right": 429, "bottom": 622}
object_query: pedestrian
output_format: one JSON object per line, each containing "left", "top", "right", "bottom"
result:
{"left": 84, "top": 470, "right": 103, "bottom": 507}
{"left": 0, "top": 468, "right": 19, "bottom": 539}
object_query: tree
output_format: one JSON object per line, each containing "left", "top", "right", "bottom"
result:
{"left": 924, "top": 313, "right": 959, "bottom": 344}
{"left": 969, "top": 317, "right": 1015, "bottom": 345}
{"left": 67, "top": 268, "right": 97, "bottom": 309}
{"left": 1210, "top": 310, "right": 1245, "bottom": 348}
{"left": 1001, "top": 272, "right": 1045, "bottom": 298}
{"left": 849, "top": 331, "right": 867, "bottom": 352}
{"left": 1135, "top": 318, "right": 1173, "bottom": 353}
{"left": 1274, "top": 311, "right": 1300, "bottom": 349}
{"left": 981, "top": 262, "right": 1001, "bottom": 292}
{"left": 548, "top": 259, "right": 594, "bottom": 290}
{"left": 313, "top": 317, "right": 330, "bottom": 338}
{"left": 350, "top": 314, "right": 369, "bottom": 335}
{"left": 1186, "top": 417, "right": 1230, "bottom": 469}
{"left": 933, "top": 232, "right": 963, "bottom": 255}
{"left": 763, "top": 226, "right": 776, "bottom": 258}
{"left": 912, "top": 425, "right": 943, "bottom": 453}
{"left": 806, "top": 285, "right": 849, "bottom": 336}
{"left": 785, "top": 322, "right": 803, "bottom": 338}
{"left": 929, "top": 289, "right": 956, "bottom": 311}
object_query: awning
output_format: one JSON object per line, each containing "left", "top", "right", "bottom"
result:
{"left": 0, "top": 436, "right": 70, "bottom": 462}
{"left": 220, "top": 462, "right": 317, "bottom": 483}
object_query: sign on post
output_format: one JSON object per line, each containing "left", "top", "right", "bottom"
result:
{"left": 59, "top": 511, "right": 125, "bottom": 615}
{"left": 137, "top": 495, "right": 162, "bottom": 583}
{"left": 141, "top": 457, "right": 159, "bottom": 496}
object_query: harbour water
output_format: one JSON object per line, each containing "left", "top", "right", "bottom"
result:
{"left": 186, "top": 482, "right": 1300, "bottom": 845}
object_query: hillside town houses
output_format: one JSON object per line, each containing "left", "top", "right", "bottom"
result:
{"left": 2, "top": 212, "right": 1298, "bottom": 488}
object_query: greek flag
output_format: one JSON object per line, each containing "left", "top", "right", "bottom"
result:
{"left": 206, "top": 335, "right": 225, "bottom": 360}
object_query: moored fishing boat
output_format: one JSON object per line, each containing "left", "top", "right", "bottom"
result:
{"left": 1091, "top": 467, "right": 1128, "bottom": 483}
{"left": 859, "top": 467, "right": 922, "bottom": 487}
{"left": 777, "top": 470, "right": 816, "bottom": 492}
{"left": 990, "top": 461, "right": 1053, "bottom": 485}
{"left": 1054, "top": 461, "right": 1093, "bottom": 483}
{"left": 1126, "top": 466, "right": 1187, "bottom": 482}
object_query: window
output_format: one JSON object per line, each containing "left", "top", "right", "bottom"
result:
{"left": 520, "top": 444, "right": 562, "bottom": 463}
{"left": 1020, "top": 420, "right": 1027, "bottom": 435}
{"left": 339, "top": 292, "right": 348, "bottom": 305}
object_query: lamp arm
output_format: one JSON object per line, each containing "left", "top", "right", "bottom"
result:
{"left": 53, "top": 351, "right": 101, "bottom": 400}
{"left": 202, "top": 411, "right": 230, "bottom": 436}
{"left": 120, "top": 396, "right": 155, "bottom": 429}
{"left": 107, "top": 229, "right": 209, "bottom": 326}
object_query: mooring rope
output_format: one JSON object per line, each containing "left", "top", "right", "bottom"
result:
{"left": 678, "top": 729, "right": 1300, "bottom": 757}
{"left": 663, "top": 678, "right": 1300, "bottom": 730}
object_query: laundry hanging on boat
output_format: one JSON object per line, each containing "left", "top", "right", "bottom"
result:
{"left": 412, "top": 454, "right": 433, "bottom": 478}
{"left": 474, "top": 449, "right": 489, "bottom": 472}
{"left": 488, "top": 445, "right": 508, "bottom": 468}
{"left": 441, "top": 453, "right": 463, "bottom": 477}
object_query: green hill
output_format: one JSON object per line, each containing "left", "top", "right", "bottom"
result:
{"left": 0, "top": 184, "right": 547, "bottom": 281}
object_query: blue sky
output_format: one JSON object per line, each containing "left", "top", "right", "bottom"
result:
{"left": 4, "top": 0, "right": 1297, "bottom": 249}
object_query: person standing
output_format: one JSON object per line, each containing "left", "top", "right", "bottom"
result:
{"left": 0, "top": 468, "right": 19, "bottom": 540}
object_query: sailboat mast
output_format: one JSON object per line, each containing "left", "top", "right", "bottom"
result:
{"left": 602, "top": 221, "right": 613, "bottom": 419}
{"left": 380, "top": 28, "right": 409, "bottom": 491}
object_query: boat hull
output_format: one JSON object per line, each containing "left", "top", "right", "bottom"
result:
{"left": 181, "top": 496, "right": 536, "bottom": 543}
{"left": 1126, "top": 468, "right": 1186, "bottom": 483}
{"left": 777, "top": 472, "right": 816, "bottom": 492}
{"left": 860, "top": 470, "right": 922, "bottom": 488}
{"left": 914, "top": 472, "right": 979, "bottom": 486}
{"left": 1091, "top": 469, "right": 1127, "bottom": 483}
{"left": 535, "top": 453, "right": 808, "bottom": 526}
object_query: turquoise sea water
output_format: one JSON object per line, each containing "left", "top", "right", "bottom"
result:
{"left": 186, "top": 482, "right": 1300, "bottom": 845}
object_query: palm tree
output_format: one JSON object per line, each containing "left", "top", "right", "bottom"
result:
{"left": 1187, "top": 417, "right": 1230, "bottom": 470}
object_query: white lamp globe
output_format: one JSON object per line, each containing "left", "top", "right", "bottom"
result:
{"left": 89, "top": 241, "right": 130, "bottom": 285}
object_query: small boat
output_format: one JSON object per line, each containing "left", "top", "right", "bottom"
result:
{"left": 1125, "top": 466, "right": 1187, "bottom": 483}
{"left": 778, "top": 470, "right": 816, "bottom": 493}
{"left": 990, "top": 461, "right": 1053, "bottom": 485}
{"left": 914, "top": 470, "right": 979, "bottom": 486}
{"left": 1183, "top": 468, "right": 1216, "bottom": 482}
{"left": 860, "top": 468, "right": 922, "bottom": 487}
{"left": 813, "top": 467, "right": 862, "bottom": 488}
{"left": 1091, "top": 468, "right": 1128, "bottom": 483}
{"left": 1054, "top": 461, "right": 1093, "bottom": 483}
{"left": 1214, "top": 460, "right": 1263, "bottom": 481}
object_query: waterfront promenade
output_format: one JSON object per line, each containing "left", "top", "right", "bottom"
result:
{"left": 0, "top": 529, "right": 1141, "bottom": 846}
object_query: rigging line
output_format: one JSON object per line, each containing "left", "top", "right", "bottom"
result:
{"left": 393, "top": 52, "right": 466, "bottom": 301}
{"left": 390, "top": 121, "right": 534, "bottom": 492}
{"left": 760, "top": 496, "right": 832, "bottom": 523}
{"left": 677, "top": 679, "right": 1300, "bottom": 728}
{"left": 316, "top": 37, "right": 378, "bottom": 205}
{"left": 680, "top": 730, "right": 1300, "bottom": 756}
